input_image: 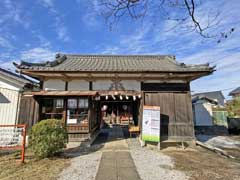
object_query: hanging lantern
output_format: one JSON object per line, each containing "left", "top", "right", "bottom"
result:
{"left": 133, "top": 95, "right": 136, "bottom": 101}
{"left": 126, "top": 95, "right": 129, "bottom": 100}
{"left": 101, "top": 105, "right": 108, "bottom": 111}
{"left": 122, "top": 105, "right": 128, "bottom": 110}
{"left": 120, "top": 95, "right": 123, "bottom": 100}
{"left": 112, "top": 95, "right": 116, "bottom": 100}
{"left": 106, "top": 95, "right": 108, "bottom": 100}
{"left": 138, "top": 94, "right": 141, "bottom": 98}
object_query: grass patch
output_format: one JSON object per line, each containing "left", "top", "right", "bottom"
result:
{"left": 0, "top": 149, "right": 70, "bottom": 180}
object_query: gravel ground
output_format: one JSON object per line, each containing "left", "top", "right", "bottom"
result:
{"left": 58, "top": 149, "right": 102, "bottom": 180}
{"left": 127, "top": 138, "right": 188, "bottom": 180}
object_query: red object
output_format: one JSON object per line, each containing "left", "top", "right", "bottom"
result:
{"left": 0, "top": 124, "right": 26, "bottom": 163}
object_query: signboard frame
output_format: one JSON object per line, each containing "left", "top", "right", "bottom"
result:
{"left": 141, "top": 105, "right": 161, "bottom": 143}
{"left": 0, "top": 124, "right": 26, "bottom": 163}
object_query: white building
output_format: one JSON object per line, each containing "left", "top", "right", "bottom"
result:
{"left": 0, "top": 68, "right": 33, "bottom": 125}
{"left": 192, "top": 96, "right": 218, "bottom": 126}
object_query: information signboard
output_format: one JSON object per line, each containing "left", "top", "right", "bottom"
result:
{"left": 142, "top": 105, "right": 160, "bottom": 142}
{"left": 0, "top": 124, "right": 26, "bottom": 163}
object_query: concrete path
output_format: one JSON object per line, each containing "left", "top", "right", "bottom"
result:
{"left": 95, "top": 126, "right": 141, "bottom": 180}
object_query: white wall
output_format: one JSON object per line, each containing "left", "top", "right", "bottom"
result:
{"left": 193, "top": 101, "right": 213, "bottom": 126}
{"left": 43, "top": 79, "right": 65, "bottom": 91}
{"left": 0, "top": 87, "right": 20, "bottom": 125}
{"left": 92, "top": 80, "right": 140, "bottom": 91}
{"left": 68, "top": 80, "right": 89, "bottom": 90}
{"left": 121, "top": 80, "right": 141, "bottom": 91}
{"left": 43, "top": 79, "right": 141, "bottom": 91}
{"left": 92, "top": 80, "right": 112, "bottom": 90}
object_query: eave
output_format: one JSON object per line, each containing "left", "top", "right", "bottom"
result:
{"left": 17, "top": 69, "right": 214, "bottom": 82}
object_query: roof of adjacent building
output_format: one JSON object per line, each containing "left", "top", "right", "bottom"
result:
{"left": 192, "top": 91, "right": 225, "bottom": 106}
{"left": 14, "top": 54, "right": 214, "bottom": 73}
{"left": 192, "top": 95, "right": 218, "bottom": 105}
{"left": 0, "top": 67, "right": 33, "bottom": 86}
{"left": 229, "top": 87, "right": 240, "bottom": 96}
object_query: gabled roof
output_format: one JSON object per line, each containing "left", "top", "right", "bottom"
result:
{"left": 14, "top": 54, "right": 214, "bottom": 73}
{"left": 229, "top": 87, "right": 240, "bottom": 96}
{"left": 192, "top": 91, "right": 225, "bottom": 106}
{"left": 0, "top": 67, "right": 33, "bottom": 88}
{"left": 192, "top": 95, "right": 218, "bottom": 105}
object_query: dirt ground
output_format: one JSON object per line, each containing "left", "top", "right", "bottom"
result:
{"left": 163, "top": 146, "right": 240, "bottom": 180}
{"left": 1, "top": 135, "right": 240, "bottom": 180}
{"left": 0, "top": 150, "right": 70, "bottom": 180}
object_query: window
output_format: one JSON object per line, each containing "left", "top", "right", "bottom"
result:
{"left": 67, "top": 98, "right": 89, "bottom": 125}
{"left": 41, "top": 98, "right": 64, "bottom": 120}
{"left": 68, "top": 99, "right": 77, "bottom": 109}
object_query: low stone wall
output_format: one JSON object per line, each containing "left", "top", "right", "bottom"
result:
{"left": 194, "top": 125, "right": 229, "bottom": 135}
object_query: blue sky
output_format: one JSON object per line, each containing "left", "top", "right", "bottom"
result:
{"left": 0, "top": 0, "right": 239, "bottom": 98}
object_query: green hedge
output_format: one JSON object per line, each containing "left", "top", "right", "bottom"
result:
{"left": 29, "top": 119, "right": 68, "bottom": 159}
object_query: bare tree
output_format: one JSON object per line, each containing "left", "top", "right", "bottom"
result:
{"left": 97, "top": 0, "right": 234, "bottom": 42}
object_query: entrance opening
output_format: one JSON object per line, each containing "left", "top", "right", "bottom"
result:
{"left": 92, "top": 94, "right": 141, "bottom": 145}
{"left": 99, "top": 97, "right": 140, "bottom": 129}
{"left": 101, "top": 101, "right": 133, "bottom": 127}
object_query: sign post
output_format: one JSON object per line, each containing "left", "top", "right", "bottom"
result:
{"left": 142, "top": 105, "right": 161, "bottom": 149}
{"left": 0, "top": 124, "right": 27, "bottom": 163}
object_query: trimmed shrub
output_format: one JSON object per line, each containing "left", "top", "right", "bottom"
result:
{"left": 29, "top": 119, "right": 68, "bottom": 159}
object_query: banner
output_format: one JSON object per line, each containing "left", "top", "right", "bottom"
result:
{"left": 142, "top": 105, "right": 160, "bottom": 142}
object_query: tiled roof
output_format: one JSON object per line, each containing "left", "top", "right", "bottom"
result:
{"left": 0, "top": 67, "right": 33, "bottom": 85}
{"left": 192, "top": 91, "right": 225, "bottom": 106}
{"left": 229, "top": 87, "right": 240, "bottom": 96}
{"left": 192, "top": 95, "right": 218, "bottom": 105}
{"left": 14, "top": 54, "right": 214, "bottom": 73}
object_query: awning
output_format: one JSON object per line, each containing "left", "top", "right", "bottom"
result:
{"left": 23, "top": 90, "right": 98, "bottom": 96}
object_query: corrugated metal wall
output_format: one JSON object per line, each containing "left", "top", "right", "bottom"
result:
{"left": 0, "top": 87, "right": 20, "bottom": 125}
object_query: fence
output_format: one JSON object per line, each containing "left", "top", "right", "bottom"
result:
{"left": 227, "top": 118, "right": 240, "bottom": 134}
{"left": 212, "top": 111, "right": 228, "bottom": 127}
{"left": 0, "top": 124, "right": 26, "bottom": 163}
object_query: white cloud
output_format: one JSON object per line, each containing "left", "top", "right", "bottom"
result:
{"left": 20, "top": 47, "right": 56, "bottom": 62}
{"left": 80, "top": 0, "right": 101, "bottom": 27}
{"left": 0, "top": 0, "right": 30, "bottom": 29}
{"left": 40, "top": 0, "right": 54, "bottom": 8}
{"left": 0, "top": 37, "right": 13, "bottom": 49}
{"left": 0, "top": 47, "right": 56, "bottom": 70}
{"left": 82, "top": 11, "right": 99, "bottom": 27}
{"left": 38, "top": 0, "right": 70, "bottom": 42}
{"left": 55, "top": 16, "right": 70, "bottom": 42}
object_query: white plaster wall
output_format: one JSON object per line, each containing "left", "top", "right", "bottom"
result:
{"left": 92, "top": 80, "right": 113, "bottom": 90}
{"left": 43, "top": 79, "right": 65, "bottom": 91}
{"left": 194, "top": 102, "right": 213, "bottom": 126}
{"left": 121, "top": 80, "right": 141, "bottom": 91}
{"left": 93, "top": 80, "right": 140, "bottom": 91}
{"left": 68, "top": 80, "right": 89, "bottom": 90}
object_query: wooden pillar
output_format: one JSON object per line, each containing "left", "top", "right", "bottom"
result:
{"left": 63, "top": 98, "right": 67, "bottom": 125}
{"left": 88, "top": 96, "right": 91, "bottom": 132}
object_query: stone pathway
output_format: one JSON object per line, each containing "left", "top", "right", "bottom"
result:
{"left": 59, "top": 126, "right": 187, "bottom": 180}
{"left": 95, "top": 126, "right": 141, "bottom": 180}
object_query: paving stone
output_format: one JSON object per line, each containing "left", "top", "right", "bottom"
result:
{"left": 96, "top": 126, "right": 141, "bottom": 180}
